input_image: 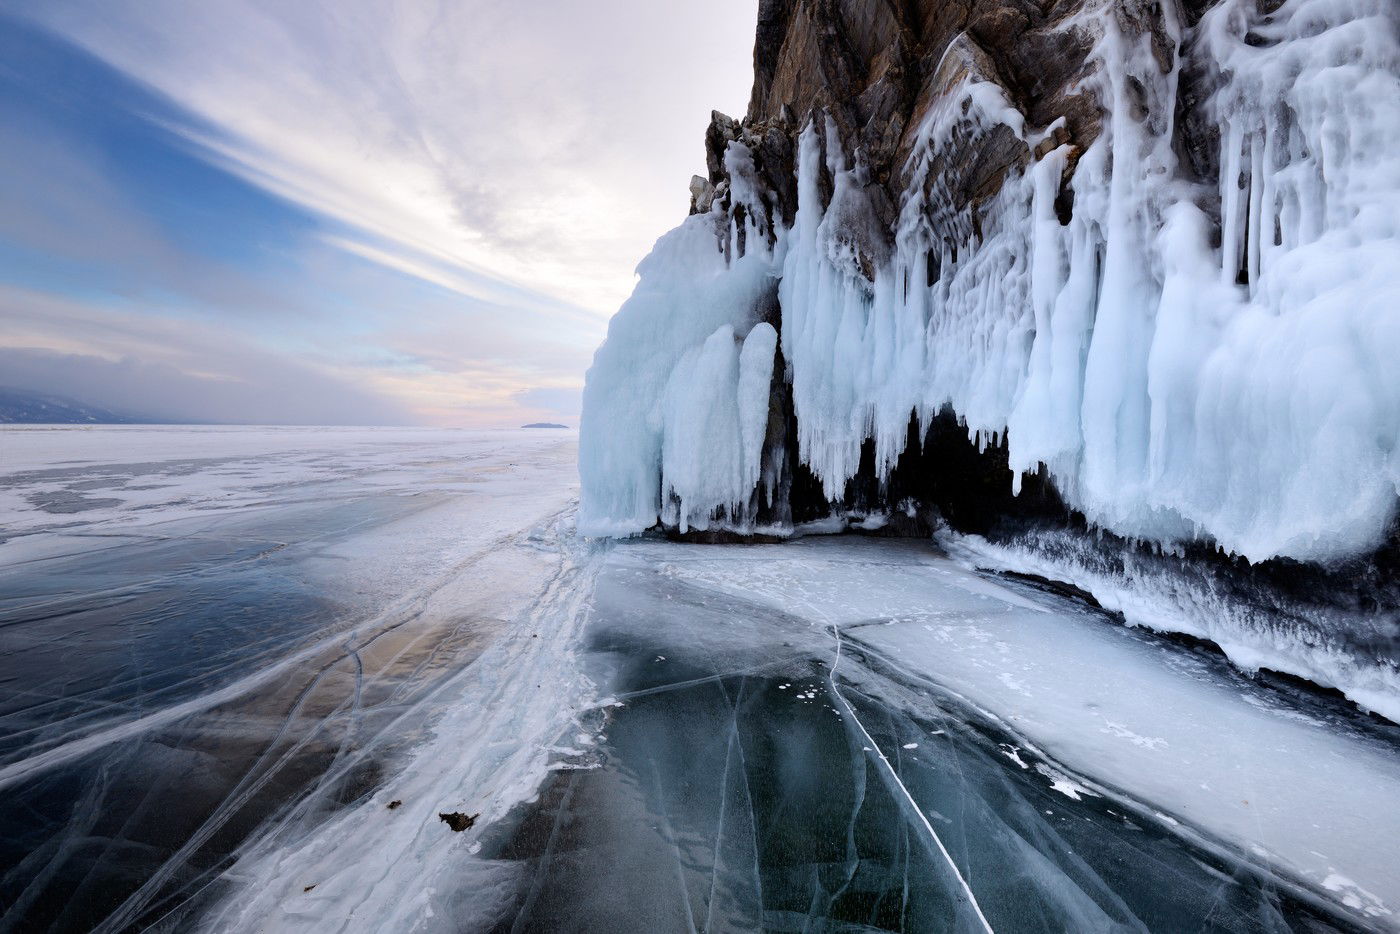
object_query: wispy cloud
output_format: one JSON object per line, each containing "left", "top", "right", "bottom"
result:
{"left": 0, "top": 0, "right": 758, "bottom": 425}
{"left": 16, "top": 0, "right": 758, "bottom": 313}
{"left": 0, "top": 287, "right": 413, "bottom": 424}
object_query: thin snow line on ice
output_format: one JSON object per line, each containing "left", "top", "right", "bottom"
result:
{"left": 0, "top": 525, "right": 532, "bottom": 793}
{"left": 825, "top": 626, "right": 996, "bottom": 934}
{"left": 193, "top": 509, "right": 605, "bottom": 933}
{"left": 0, "top": 636, "right": 332, "bottom": 793}
{"left": 647, "top": 756, "right": 701, "bottom": 934}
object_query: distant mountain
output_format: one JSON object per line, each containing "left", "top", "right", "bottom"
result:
{"left": 521, "top": 422, "right": 569, "bottom": 429}
{"left": 0, "top": 387, "right": 152, "bottom": 424}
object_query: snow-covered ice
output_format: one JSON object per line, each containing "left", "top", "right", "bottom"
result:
{"left": 4, "top": 427, "right": 1396, "bottom": 931}
{"left": 942, "top": 527, "right": 1400, "bottom": 725}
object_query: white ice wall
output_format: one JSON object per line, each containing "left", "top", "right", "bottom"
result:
{"left": 578, "top": 144, "right": 783, "bottom": 536}
{"left": 580, "top": 0, "right": 1400, "bottom": 563}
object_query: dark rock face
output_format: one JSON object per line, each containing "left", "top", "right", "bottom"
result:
{"left": 733, "top": 0, "right": 1119, "bottom": 226}
{"left": 687, "top": 0, "right": 1129, "bottom": 534}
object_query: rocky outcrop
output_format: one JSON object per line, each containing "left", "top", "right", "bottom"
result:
{"left": 602, "top": 0, "right": 1397, "bottom": 556}
{"left": 701, "top": 0, "right": 1121, "bottom": 278}
{"left": 663, "top": 0, "right": 1177, "bottom": 539}
{"left": 579, "top": 0, "right": 1400, "bottom": 729}
{"left": 747, "top": 0, "right": 1105, "bottom": 198}
{"left": 581, "top": 0, "right": 1400, "bottom": 556}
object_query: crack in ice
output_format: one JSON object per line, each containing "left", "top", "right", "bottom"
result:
{"left": 824, "top": 626, "right": 996, "bottom": 934}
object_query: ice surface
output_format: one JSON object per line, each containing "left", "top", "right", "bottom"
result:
{"left": 578, "top": 0, "right": 1400, "bottom": 564}
{"left": 201, "top": 511, "right": 601, "bottom": 934}
{"left": 467, "top": 535, "right": 1397, "bottom": 931}
{"left": 0, "top": 426, "right": 585, "bottom": 931}
{"left": 0, "top": 425, "right": 576, "bottom": 551}
{"left": 12, "top": 429, "right": 1392, "bottom": 930}
{"left": 941, "top": 527, "right": 1400, "bottom": 725}
{"left": 634, "top": 537, "right": 1400, "bottom": 928}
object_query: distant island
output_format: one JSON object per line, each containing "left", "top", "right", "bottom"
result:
{"left": 0, "top": 387, "right": 155, "bottom": 425}
{"left": 521, "top": 422, "right": 568, "bottom": 429}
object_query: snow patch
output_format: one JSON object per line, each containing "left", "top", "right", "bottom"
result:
{"left": 1036, "top": 764, "right": 1100, "bottom": 802}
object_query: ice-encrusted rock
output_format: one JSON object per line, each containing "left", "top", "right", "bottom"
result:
{"left": 581, "top": 0, "right": 1400, "bottom": 568}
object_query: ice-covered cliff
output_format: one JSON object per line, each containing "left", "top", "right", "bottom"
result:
{"left": 579, "top": 0, "right": 1400, "bottom": 709}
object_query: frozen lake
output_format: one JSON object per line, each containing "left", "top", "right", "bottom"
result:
{"left": 1, "top": 427, "right": 1396, "bottom": 932}
{"left": 0, "top": 426, "right": 580, "bottom": 931}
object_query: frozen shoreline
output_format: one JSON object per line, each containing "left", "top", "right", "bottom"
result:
{"left": 635, "top": 537, "right": 1400, "bottom": 929}
{"left": 3, "top": 427, "right": 1395, "bottom": 931}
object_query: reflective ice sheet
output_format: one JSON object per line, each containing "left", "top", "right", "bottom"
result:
{"left": 4, "top": 428, "right": 1395, "bottom": 933}
{"left": 0, "top": 426, "right": 579, "bottom": 932}
{"left": 485, "top": 543, "right": 1386, "bottom": 932}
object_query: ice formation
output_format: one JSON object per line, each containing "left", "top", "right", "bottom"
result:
{"left": 942, "top": 525, "right": 1400, "bottom": 723}
{"left": 579, "top": 0, "right": 1400, "bottom": 565}
{"left": 579, "top": 141, "right": 784, "bottom": 536}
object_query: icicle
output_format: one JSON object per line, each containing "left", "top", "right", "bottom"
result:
{"left": 581, "top": 0, "right": 1400, "bottom": 562}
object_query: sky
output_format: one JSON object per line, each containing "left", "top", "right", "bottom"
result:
{"left": 0, "top": 0, "right": 758, "bottom": 426}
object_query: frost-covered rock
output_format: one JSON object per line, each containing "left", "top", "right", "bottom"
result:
{"left": 580, "top": 0, "right": 1400, "bottom": 566}
{"left": 577, "top": 204, "right": 784, "bottom": 536}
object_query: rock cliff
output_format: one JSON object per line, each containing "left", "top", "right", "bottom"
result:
{"left": 578, "top": 0, "right": 1400, "bottom": 715}
{"left": 586, "top": 0, "right": 1397, "bottom": 547}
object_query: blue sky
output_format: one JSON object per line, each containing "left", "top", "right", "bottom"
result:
{"left": 0, "top": 0, "right": 756, "bottom": 425}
